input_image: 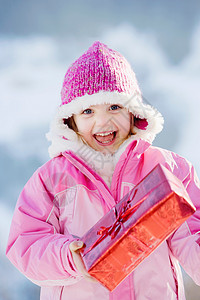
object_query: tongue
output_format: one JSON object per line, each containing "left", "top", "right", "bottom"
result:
{"left": 95, "top": 133, "right": 114, "bottom": 144}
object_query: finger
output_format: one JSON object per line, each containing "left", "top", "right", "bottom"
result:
{"left": 71, "top": 251, "right": 88, "bottom": 274}
{"left": 69, "top": 240, "right": 84, "bottom": 252}
{"left": 69, "top": 242, "right": 89, "bottom": 276}
{"left": 69, "top": 242, "right": 98, "bottom": 282}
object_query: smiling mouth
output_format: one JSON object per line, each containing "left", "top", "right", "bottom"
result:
{"left": 93, "top": 131, "right": 117, "bottom": 145}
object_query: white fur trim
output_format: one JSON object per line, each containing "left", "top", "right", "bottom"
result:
{"left": 46, "top": 91, "right": 164, "bottom": 158}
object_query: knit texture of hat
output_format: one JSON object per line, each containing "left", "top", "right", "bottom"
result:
{"left": 61, "top": 41, "right": 141, "bottom": 105}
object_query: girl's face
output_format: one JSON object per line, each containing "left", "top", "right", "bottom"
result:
{"left": 73, "top": 104, "right": 132, "bottom": 154}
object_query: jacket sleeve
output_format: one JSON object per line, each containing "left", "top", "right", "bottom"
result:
{"left": 6, "top": 167, "right": 82, "bottom": 287}
{"left": 167, "top": 158, "right": 200, "bottom": 285}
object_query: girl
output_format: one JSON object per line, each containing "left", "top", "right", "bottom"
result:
{"left": 6, "top": 41, "right": 200, "bottom": 300}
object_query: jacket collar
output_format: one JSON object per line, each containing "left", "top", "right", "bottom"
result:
{"left": 62, "top": 138, "right": 151, "bottom": 208}
{"left": 63, "top": 150, "right": 116, "bottom": 209}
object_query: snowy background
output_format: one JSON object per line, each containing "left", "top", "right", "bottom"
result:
{"left": 0, "top": 0, "right": 200, "bottom": 299}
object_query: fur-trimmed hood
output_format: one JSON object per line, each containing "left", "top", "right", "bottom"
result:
{"left": 46, "top": 91, "right": 164, "bottom": 158}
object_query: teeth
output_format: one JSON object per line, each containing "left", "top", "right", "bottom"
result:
{"left": 95, "top": 131, "right": 114, "bottom": 137}
{"left": 101, "top": 140, "right": 112, "bottom": 144}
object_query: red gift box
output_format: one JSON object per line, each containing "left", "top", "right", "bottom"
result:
{"left": 80, "top": 164, "right": 196, "bottom": 291}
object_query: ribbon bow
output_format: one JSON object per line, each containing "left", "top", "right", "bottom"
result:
{"left": 83, "top": 189, "right": 145, "bottom": 255}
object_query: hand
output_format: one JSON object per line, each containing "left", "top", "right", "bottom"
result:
{"left": 69, "top": 240, "right": 97, "bottom": 282}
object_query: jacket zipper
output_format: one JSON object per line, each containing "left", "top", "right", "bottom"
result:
{"left": 116, "top": 141, "right": 137, "bottom": 203}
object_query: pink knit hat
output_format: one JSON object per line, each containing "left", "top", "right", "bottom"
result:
{"left": 61, "top": 41, "right": 141, "bottom": 105}
{"left": 47, "top": 41, "right": 164, "bottom": 158}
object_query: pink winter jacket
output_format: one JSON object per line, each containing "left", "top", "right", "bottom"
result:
{"left": 6, "top": 139, "right": 200, "bottom": 300}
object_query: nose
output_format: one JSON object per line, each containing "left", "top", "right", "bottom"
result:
{"left": 94, "top": 111, "right": 115, "bottom": 132}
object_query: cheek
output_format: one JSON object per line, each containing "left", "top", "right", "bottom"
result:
{"left": 73, "top": 116, "right": 92, "bottom": 136}
{"left": 118, "top": 112, "right": 131, "bottom": 134}
{"left": 73, "top": 116, "right": 83, "bottom": 132}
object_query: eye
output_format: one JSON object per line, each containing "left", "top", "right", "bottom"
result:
{"left": 110, "top": 104, "right": 122, "bottom": 111}
{"left": 82, "top": 108, "right": 93, "bottom": 114}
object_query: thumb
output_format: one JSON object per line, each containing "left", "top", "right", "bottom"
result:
{"left": 69, "top": 240, "right": 84, "bottom": 252}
